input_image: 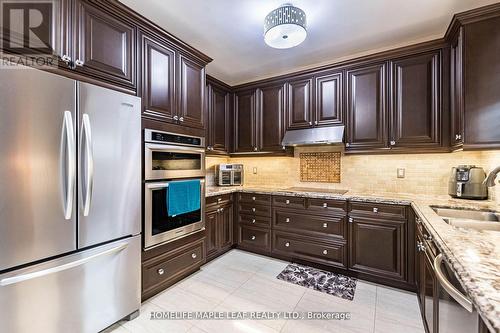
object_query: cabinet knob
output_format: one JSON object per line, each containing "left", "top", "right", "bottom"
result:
{"left": 253, "top": 147, "right": 258, "bottom": 151}
{"left": 179, "top": 117, "right": 184, "bottom": 122}
{"left": 191, "top": 253, "right": 197, "bottom": 259}
{"left": 252, "top": 207, "right": 256, "bottom": 212}
{"left": 322, "top": 250, "right": 328, "bottom": 255}
{"left": 285, "top": 217, "right": 290, "bottom": 223}
{"left": 372, "top": 207, "right": 378, "bottom": 213}
{"left": 314, "top": 120, "right": 318, "bottom": 126}
{"left": 252, "top": 196, "right": 256, "bottom": 201}
{"left": 157, "top": 268, "right": 165, "bottom": 275}
{"left": 323, "top": 223, "right": 328, "bottom": 228}
{"left": 75, "top": 59, "right": 84, "bottom": 67}
{"left": 390, "top": 140, "right": 396, "bottom": 146}
{"left": 348, "top": 218, "right": 354, "bottom": 223}
{"left": 285, "top": 199, "right": 290, "bottom": 205}
{"left": 220, "top": 207, "right": 224, "bottom": 212}
{"left": 323, "top": 203, "right": 328, "bottom": 208}
{"left": 61, "top": 54, "right": 72, "bottom": 63}
{"left": 251, "top": 235, "right": 256, "bottom": 241}
{"left": 285, "top": 242, "right": 290, "bottom": 247}
{"left": 217, "top": 208, "right": 220, "bottom": 213}
{"left": 252, "top": 219, "right": 256, "bottom": 223}
{"left": 282, "top": 146, "right": 286, "bottom": 150}
{"left": 173, "top": 115, "right": 179, "bottom": 121}
{"left": 345, "top": 143, "right": 351, "bottom": 148}
{"left": 308, "top": 121, "right": 313, "bottom": 126}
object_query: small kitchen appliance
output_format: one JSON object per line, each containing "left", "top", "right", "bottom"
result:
{"left": 448, "top": 165, "right": 488, "bottom": 199}
{"left": 216, "top": 164, "right": 244, "bottom": 186}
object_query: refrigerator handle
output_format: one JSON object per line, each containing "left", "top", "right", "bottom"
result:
{"left": 81, "top": 113, "right": 94, "bottom": 216}
{"left": 0, "top": 242, "right": 128, "bottom": 287}
{"left": 61, "top": 111, "right": 76, "bottom": 220}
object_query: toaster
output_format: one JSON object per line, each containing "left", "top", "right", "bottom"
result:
{"left": 448, "top": 165, "right": 488, "bottom": 200}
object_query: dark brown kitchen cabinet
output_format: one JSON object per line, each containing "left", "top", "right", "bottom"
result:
{"left": 450, "top": 28, "right": 464, "bottom": 149}
{"left": 141, "top": 34, "right": 176, "bottom": 122}
{"left": 348, "top": 216, "right": 406, "bottom": 282}
{"left": 73, "top": 0, "right": 136, "bottom": 89}
{"left": 421, "top": 246, "right": 436, "bottom": 333}
{"left": 205, "top": 198, "right": 234, "bottom": 262}
{"left": 206, "top": 78, "right": 231, "bottom": 154}
{"left": 286, "top": 77, "right": 314, "bottom": 129}
{"left": 178, "top": 55, "right": 205, "bottom": 129}
{"left": 315, "top": 70, "right": 344, "bottom": 126}
{"left": 346, "top": 63, "right": 388, "bottom": 151}
{"left": 462, "top": 15, "right": 500, "bottom": 149}
{"left": 234, "top": 89, "right": 257, "bottom": 153}
{"left": 258, "top": 83, "right": 286, "bottom": 152}
{"left": 389, "top": 51, "right": 441, "bottom": 149}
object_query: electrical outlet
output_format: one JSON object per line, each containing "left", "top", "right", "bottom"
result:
{"left": 397, "top": 168, "right": 405, "bottom": 178}
{"left": 253, "top": 167, "right": 258, "bottom": 174}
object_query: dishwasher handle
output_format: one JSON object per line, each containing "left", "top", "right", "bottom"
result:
{"left": 434, "top": 253, "right": 473, "bottom": 313}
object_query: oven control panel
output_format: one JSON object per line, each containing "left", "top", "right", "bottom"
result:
{"left": 145, "top": 129, "right": 204, "bottom": 148}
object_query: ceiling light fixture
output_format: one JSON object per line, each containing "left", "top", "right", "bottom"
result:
{"left": 264, "top": 3, "right": 307, "bottom": 49}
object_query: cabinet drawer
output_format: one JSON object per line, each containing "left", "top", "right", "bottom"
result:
{"left": 349, "top": 202, "right": 407, "bottom": 220}
{"left": 272, "top": 231, "right": 347, "bottom": 269}
{"left": 239, "top": 203, "right": 272, "bottom": 217}
{"left": 308, "top": 198, "right": 347, "bottom": 214}
{"left": 239, "top": 214, "right": 271, "bottom": 228}
{"left": 238, "top": 225, "right": 270, "bottom": 252}
{"left": 206, "top": 194, "right": 232, "bottom": 209}
{"left": 142, "top": 239, "right": 204, "bottom": 293}
{"left": 273, "top": 210, "right": 346, "bottom": 239}
{"left": 273, "top": 195, "right": 306, "bottom": 209}
{"left": 239, "top": 193, "right": 271, "bottom": 205}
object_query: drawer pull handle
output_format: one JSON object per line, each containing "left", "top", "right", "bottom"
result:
{"left": 252, "top": 219, "right": 256, "bottom": 223}
{"left": 191, "top": 253, "right": 197, "bottom": 259}
{"left": 252, "top": 207, "right": 256, "bottom": 212}
{"left": 349, "top": 218, "right": 354, "bottom": 223}
{"left": 322, "top": 250, "right": 328, "bottom": 255}
{"left": 218, "top": 198, "right": 222, "bottom": 202}
{"left": 323, "top": 223, "right": 328, "bottom": 228}
{"left": 285, "top": 218, "right": 290, "bottom": 223}
{"left": 323, "top": 203, "right": 328, "bottom": 208}
{"left": 252, "top": 196, "right": 256, "bottom": 201}
{"left": 285, "top": 242, "right": 290, "bottom": 247}
{"left": 251, "top": 235, "right": 256, "bottom": 241}
{"left": 285, "top": 199, "right": 290, "bottom": 205}
{"left": 373, "top": 207, "right": 378, "bottom": 213}
{"left": 157, "top": 268, "right": 165, "bottom": 275}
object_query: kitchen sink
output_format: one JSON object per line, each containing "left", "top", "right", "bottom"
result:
{"left": 430, "top": 206, "right": 500, "bottom": 232}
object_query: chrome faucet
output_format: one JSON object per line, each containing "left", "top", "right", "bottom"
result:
{"left": 484, "top": 166, "right": 500, "bottom": 187}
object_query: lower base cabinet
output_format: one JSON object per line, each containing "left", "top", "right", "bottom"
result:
{"left": 238, "top": 225, "right": 271, "bottom": 253}
{"left": 205, "top": 196, "right": 234, "bottom": 261}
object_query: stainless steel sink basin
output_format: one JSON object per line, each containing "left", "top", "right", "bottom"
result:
{"left": 430, "top": 206, "right": 500, "bottom": 231}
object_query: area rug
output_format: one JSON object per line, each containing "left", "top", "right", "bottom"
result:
{"left": 276, "top": 263, "right": 357, "bottom": 300}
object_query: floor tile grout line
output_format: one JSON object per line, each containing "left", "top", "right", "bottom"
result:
{"left": 373, "top": 286, "right": 378, "bottom": 333}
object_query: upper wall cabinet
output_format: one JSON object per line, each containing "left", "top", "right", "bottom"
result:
{"left": 73, "top": 0, "right": 136, "bottom": 89}
{"left": 346, "top": 63, "right": 388, "bottom": 151}
{"left": 258, "top": 83, "right": 286, "bottom": 152}
{"left": 141, "top": 34, "right": 176, "bottom": 122}
{"left": 234, "top": 89, "right": 257, "bottom": 153}
{"left": 206, "top": 78, "right": 231, "bottom": 154}
{"left": 315, "top": 71, "right": 344, "bottom": 127}
{"left": 178, "top": 55, "right": 205, "bottom": 129}
{"left": 389, "top": 50, "right": 441, "bottom": 149}
{"left": 286, "top": 77, "right": 313, "bottom": 130}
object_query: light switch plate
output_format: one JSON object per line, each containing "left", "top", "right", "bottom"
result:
{"left": 397, "top": 168, "right": 405, "bottom": 178}
{"left": 253, "top": 167, "right": 258, "bottom": 174}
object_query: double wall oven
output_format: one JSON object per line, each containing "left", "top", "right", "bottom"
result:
{"left": 144, "top": 129, "right": 206, "bottom": 249}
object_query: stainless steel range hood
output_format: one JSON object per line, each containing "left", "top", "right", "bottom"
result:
{"left": 281, "top": 126, "right": 345, "bottom": 146}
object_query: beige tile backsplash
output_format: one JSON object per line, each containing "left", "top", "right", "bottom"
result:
{"left": 207, "top": 148, "right": 500, "bottom": 200}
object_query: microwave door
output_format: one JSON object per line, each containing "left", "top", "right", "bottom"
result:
{"left": 0, "top": 68, "right": 77, "bottom": 271}
{"left": 77, "top": 82, "right": 141, "bottom": 249}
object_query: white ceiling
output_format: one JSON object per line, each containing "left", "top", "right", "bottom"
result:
{"left": 120, "top": 0, "right": 499, "bottom": 86}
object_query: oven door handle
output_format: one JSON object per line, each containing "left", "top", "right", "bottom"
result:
{"left": 434, "top": 253, "right": 473, "bottom": 312}
{"left": 146, "top": 179, "right": 205, "bottom": 190}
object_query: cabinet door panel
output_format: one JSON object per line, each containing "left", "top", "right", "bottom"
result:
{"left": 234, "top": 90, "right": 256, "bottom": 152}
{"left": 450, "top": 28, "right": 464, "bottom": 148}
{"left": 349, "top": 217, "right": 405, "bottom": 281}
{"left": 179, "top": 55, "right": 205, "bottom": 129}
{"left": 142, "top": 35, "right": 176, "bottom": 122}
{"left": 390, "top": 51, "right": 441, "bottom": 147}
{"left": 315, "top": 71, "right": 343, "bottom": 126}
{"left": 211, "top": 85, "right": 230, "bottom": 153}
{"left": 205, "top": 210, "right": 218, "bottom": 258}
{"left": 286, "top": 78, "right": 313, "bottom": 130}
{"left": 346, "top": 63, "right": 387, "bottom": 150}
{"left": 219, "top": 204, "right": 233, "bottom": 250}
{"left": 75, "top": 0, "right": 135, "bottom": 88}
{"left": 259, "top": 83, "right": 286, "bottom": 152}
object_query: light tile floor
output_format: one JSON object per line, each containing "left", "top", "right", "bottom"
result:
{"left": 108, "top": 249, "right": 424, "bottom": 333}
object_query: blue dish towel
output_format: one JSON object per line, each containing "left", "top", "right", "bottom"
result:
{"left": 167, "top": 180, "right": 201, "bottom": 217}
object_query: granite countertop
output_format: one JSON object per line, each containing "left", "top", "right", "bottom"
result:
{"left": 206, "top": 185, "right": 500, "bottom": 332}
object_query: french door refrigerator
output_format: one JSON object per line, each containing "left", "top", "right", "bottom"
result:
{"left": 0, "top": 68, "right": 141, "bottom": 333}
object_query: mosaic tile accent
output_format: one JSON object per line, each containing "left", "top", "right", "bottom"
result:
{"left": 300, "top": 152, "right": 341, "bottom": 183}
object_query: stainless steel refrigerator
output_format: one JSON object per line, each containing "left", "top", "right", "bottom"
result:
{"left": 0, "top": 68, "right": 141, "bottom": 333}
